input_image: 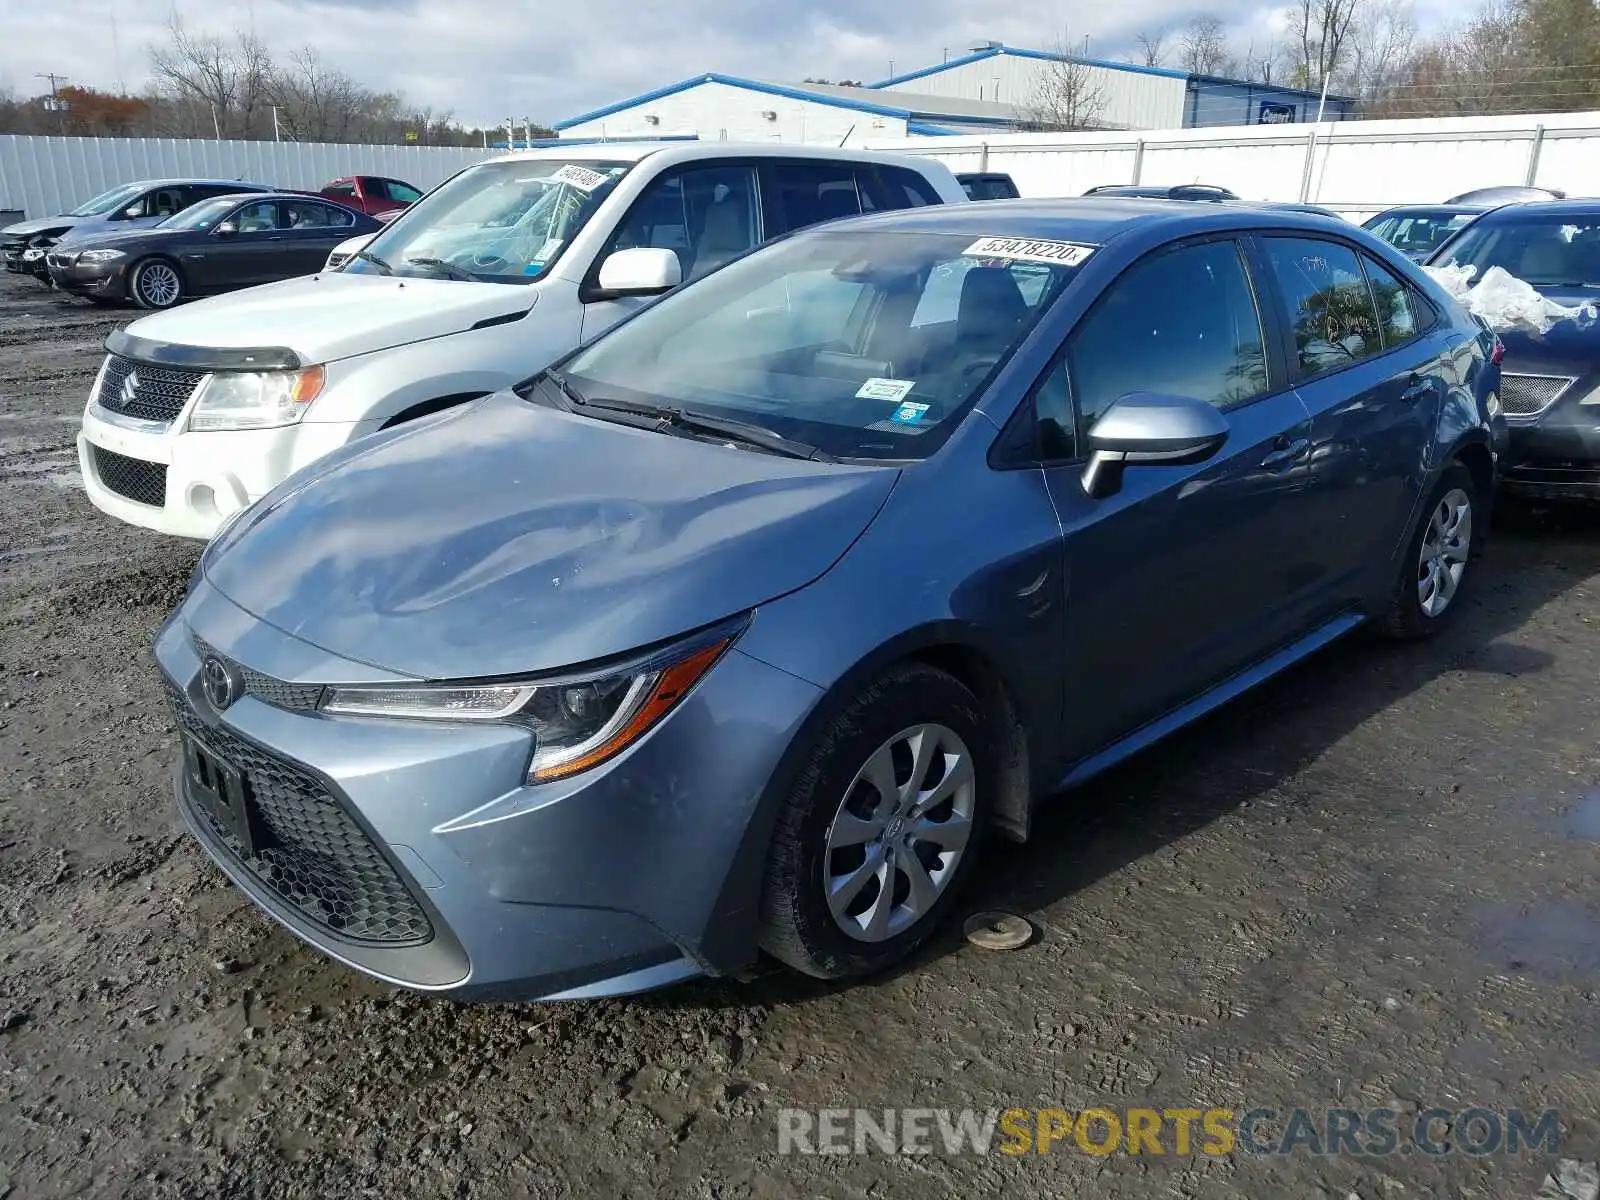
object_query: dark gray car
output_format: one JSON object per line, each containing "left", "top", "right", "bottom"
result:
{"left": 155, "top": 200, "right": 1506, "bottom": 1000}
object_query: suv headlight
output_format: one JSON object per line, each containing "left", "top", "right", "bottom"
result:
{"left": 188, "top": 365, "right": 326, "bottom": 431}
{"left": 319, "top": 626, "right": 740, "bottom": 783}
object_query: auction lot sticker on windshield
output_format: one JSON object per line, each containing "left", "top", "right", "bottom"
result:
{"left": 963, "top": 236, "right": 1096, "bottom": 267}
{"left": 856, "top": 377, "right": 917, "bottom": 402}
{"left": 550, "top": 164, "right": 611, "bottom": 192}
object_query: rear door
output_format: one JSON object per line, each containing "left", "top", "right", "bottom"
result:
{"left": 1257, "top": 235, "right": 1453, "bottom": 606}
{"left": 280, "top": 199, "right": 359, "bottom": 275}
{"left": 1037, "top": 235, "right": 1327, "bottom": 761}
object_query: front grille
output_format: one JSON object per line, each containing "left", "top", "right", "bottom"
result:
{"left": 191, "top": 635, "right": 325, "bottom": 712}
{"left": 93, "top": 354, "right": 206, "bottom": 424}
{"left": 1499, "top": 373, "right": 1575, "bottom": 417}
{"left": 167, "top": 682, "right": 433, "bottom": 946}
{"left": 90, "top": 444, "right": 167, "bottom": 507}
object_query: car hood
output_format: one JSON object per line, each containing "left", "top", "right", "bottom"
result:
{"left": 2, "top": 215, "right": 84, "bottom": 239}
{"left": 56, "top": 226, "right": 189, "bottom": 252}
{"left": 121, "top": 272, "right": 539, "bottom": 364}
{"left": 1497, "top": 287, "right": 1600, "bottom": 377}
{"left": 203, "top": 390, "right": 898, "bottom": 679}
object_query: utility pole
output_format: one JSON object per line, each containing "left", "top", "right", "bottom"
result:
{"left": 271, "top": 105, "right": 281, "bottom": 141}
{"left": 36, "top": 72, "right": 69, "bottom": 134}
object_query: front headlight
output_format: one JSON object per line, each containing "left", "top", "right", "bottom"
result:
{"left": 77, "top": 249, "right": 125, "bottom": 263}
{"left": 188, "top": 365, "right": 326, "bottom": 431}
{"left": 319, "top": 628, "right": 739, "bottom": 783}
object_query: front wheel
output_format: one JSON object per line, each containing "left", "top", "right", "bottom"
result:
{"left": 1380, "top": 462, "right": 1478, "bottom": 639}
{"left": 759, "top": 663, "right": 991, "bottom": 980}
{"left": 130, "top": 258, "right": 183, "bottom": 310}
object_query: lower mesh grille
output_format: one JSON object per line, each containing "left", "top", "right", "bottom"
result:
{"left": 167, "top": 682, "right": 433, "bottom": 946}
{"left": 1500, "top": 373, "right": 1575, "bottom": 417}
{"left": 90, "top": 444, "right": 167, "bottom": 507}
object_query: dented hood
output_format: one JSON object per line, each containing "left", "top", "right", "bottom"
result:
{"left": 203, "top": 391, "right": 898, "bottom": 679}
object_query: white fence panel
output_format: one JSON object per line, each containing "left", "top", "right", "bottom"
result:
{"left": 870, "top": 110, "right": 1600, "bottom": 220}
{"left": 0, "top": 135, "right": 487, "bottom": 218}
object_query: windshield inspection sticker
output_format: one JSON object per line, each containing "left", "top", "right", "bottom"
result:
{"left": 549, "top": 164, "right": 611, "bottom": 192}
{"left": 856, "top": 377, "right": 917, "bottom": 402}
{"left": 890, "top": 401, "right": 931, "bottom": 424}
{"left": 963, "top": 236, "right": 1096, "bottom": 267}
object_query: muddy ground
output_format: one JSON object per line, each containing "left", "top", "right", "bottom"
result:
{"left": 0, "top": 269, "right": 1597, "bottom": 1200}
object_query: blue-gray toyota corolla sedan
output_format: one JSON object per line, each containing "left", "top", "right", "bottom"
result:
{"left": 155, "top": 200, "right": 1506, "bottom": 1001}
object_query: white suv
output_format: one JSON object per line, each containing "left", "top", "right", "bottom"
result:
{"left": 76, "top": 143, "right": 966, "bottom": 538}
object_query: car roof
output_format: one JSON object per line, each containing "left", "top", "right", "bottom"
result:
{"left": 809, "top": 196, "right": 1356, "bottom": 244}
{"left": 1371, "top": 203, "right": 1494, "bottom": 216}
{"left": 479, "top": 141, "right": 945, "bottom": 173}
{"left": 1469, "top": 198, "right": 1600, "bottom": 221}
{"left": 126, "top": 178, "right": 273, "bottom": 189}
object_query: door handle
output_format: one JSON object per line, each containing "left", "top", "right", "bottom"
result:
{"left": 1401, "top": 376, "right": 1435, "bottom": 404}
{"left": 1260, "top": 438, "right": 1310, "bottom": 469}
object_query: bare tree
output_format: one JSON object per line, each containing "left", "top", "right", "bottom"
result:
{"left": 148, "top": 16, "right": 271, "bottom": 138}
{"left": 1181, "top": 16, "right": 1237, "bottom": 76}
{"left": 265, "top": 47, "right": 364, "bottom": 141}
{"left": 1289, "top": 0, "right": 1364, "bottom": 91}
{"left": 1023, "top": 34, "right": 1107, "bottom": 129}
{"left": 1135, "top": 32, "right": 1169, "bottom": 67}
{"left": 1347, "top": 0, "right": 1417, "bottom": 105}
{"left": 1239, "top": 38, "right": 1286, "bottom": 84}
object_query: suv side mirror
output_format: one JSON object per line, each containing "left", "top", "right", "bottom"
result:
{"left": 214, "top": 220, "right": 238, "bottom": 237}
{"left": 1081, "top": 392, "right": 1229, "bottom": 498}
{"left": 595, "top": 247, "right": 682, "bottom": 297}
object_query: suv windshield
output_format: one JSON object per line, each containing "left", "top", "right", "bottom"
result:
{"left": 1436, "top": 214, "right": 1600, "bottom": 289}
{"left": 69, "top": 183, "right": 146, "bottom": 217}
{"left": 158, "top": 197, "right": 239, "bottom": 231}
{"left": 1367, "top": 210, "right": 1476, "bottom": 256}
{"left": 556, "top": 229, "right": 1084, "bottom": 461}
{"left": 342, "top": 158, "right": 631, "bottom": 284}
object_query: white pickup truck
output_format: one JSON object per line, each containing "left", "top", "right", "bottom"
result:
{"left": 76, "top": 142, "right": 967, "bottom": 538}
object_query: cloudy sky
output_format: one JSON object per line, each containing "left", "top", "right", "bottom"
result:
{"left": 0, "top": 0, "right": 1445, "bottom": 127}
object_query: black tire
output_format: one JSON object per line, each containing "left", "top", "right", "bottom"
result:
{"left": 129, "top": 257, "right": 184, "bottom": 310}
{"left": 1380, "top": 461, "right": 1479, "bottom": 639}
{"left": 759, "top": 663, "right": 992, "bottom": 980}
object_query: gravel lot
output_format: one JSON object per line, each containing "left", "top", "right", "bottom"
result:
{"left": 1, "top": 270, "right": 1597, "bottom": 1199}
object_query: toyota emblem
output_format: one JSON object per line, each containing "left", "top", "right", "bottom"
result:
{"left": 200, "top": 655, "right": 238, "bottom": 710}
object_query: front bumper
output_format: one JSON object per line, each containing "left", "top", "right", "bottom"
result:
{"left": 1503, "top": 406, "right": 1600, "bottom": 500}
{"left": 47, "top": 254, "right": 128, "bottom": 299}
{"left": 80, "top": 399, "right": 373, "bottom": 540}
{"left": 154, "top": 585, "right": 822, "bottom": 1000}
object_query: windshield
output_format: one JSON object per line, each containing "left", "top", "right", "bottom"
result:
{"left": 1435, "top": 215, "right": 1600, "bottom": 289}
{"left": 157, "top": 197, "right": 238, "bottom": 231}
{"left": 68, "top": 183, "right": 146, "bottom": 217}
{"left": 1366, "top": 210, "right": 1476, "bottom": 256}
{"left": 341, "top": 158, "right": 631, "bottom": 284}
{"left": 556, "top": 229, "right": 1085, "bottom": 461}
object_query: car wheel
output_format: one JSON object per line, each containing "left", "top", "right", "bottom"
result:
{"left": 130, "top": 258, "right": 184, "bottom": 310}
{"left": 759, "top": 663, "right": 991, "bottom": 979}
{"left": 1380, "top": 461, "right": 1478, "bottom": 639}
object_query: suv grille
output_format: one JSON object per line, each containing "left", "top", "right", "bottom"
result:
{"left": 90, "top": 444, "right": 167, "bottom": 507}
{"left": 192, "top": 636, "right": 325, "bottom": 712}
{"left": 1499, "top": 373, "right": 1575, "bottom": 418}
{"left": 93, "top": 354, "right": 206, "bottom": 424}
{"left": 167, "top": 683, "right": 433, "bottom": 946}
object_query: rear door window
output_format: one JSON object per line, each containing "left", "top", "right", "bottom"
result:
{"left": 1068, "top": 239, "right": 1270, "bottom": 427}
{"left": 283, "top": 199, "right": 355, "bottom": 229}
{"left": 770, "top": 162, "right": 863, "bottom": 233}
{"left": 1260, "top": 236, "right": 1383, "bottom": 377}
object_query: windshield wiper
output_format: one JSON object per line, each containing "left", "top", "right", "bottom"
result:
{"left": 403, "top": 255, "right": 479, "bottom": 282}
{"left": 354, "top": 248, "right": 393, "bottom": 275}
{"left": 557, "top": 388, "right": 833, "bottom": 461}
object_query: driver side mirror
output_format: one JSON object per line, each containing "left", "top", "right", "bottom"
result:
{"left": 214, "top": 220, "right": 238, "bottom": 237}
{"left": 121, "top": 204, "right": 143, "bottom": 219}
{"left": 596, "top": 247, "right": 681, "bottom": 297}
{"left": 1080, "top": 392, "right": 1229, "bottom": 499}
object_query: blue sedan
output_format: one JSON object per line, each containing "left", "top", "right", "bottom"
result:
{"left": 156, "top": 200, "right": 1505, "bottom": 999}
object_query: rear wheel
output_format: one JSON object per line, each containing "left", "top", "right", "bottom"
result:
{"left": 130, "top": 258, "right": 183, "bottom": 310}
{"left": 759, "top": 663, "right": 990, "bottom": 979}
{"left": 1380, "top": 461, "right": 1478, "bottom": 639}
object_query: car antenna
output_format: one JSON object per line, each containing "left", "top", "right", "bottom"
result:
{"left": 838, "top": 125, "right": 854, "bottom": 147}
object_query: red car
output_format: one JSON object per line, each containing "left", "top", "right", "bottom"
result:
{"left": 318, "top": 176, "right": 423, "bottom": 217}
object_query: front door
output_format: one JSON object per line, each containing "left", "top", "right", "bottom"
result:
{"left": 1038, "top": 237, "right": 1325, "bottom": 762}
{"left": 188, "top": 200, "right": 288, "bottom": 292}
